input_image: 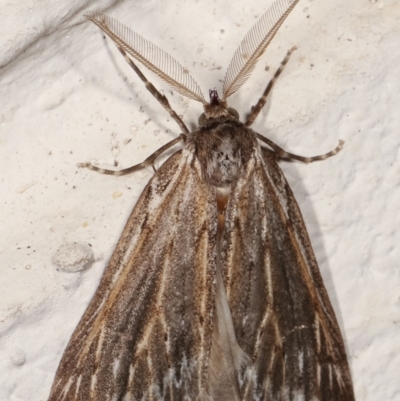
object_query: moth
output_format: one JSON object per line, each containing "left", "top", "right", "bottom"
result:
{"left": 48, "top": 0, "right": 355, "bottom": 400}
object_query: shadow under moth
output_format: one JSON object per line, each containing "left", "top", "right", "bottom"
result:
{"left": 48, "top": 0, "right": 355, "bottom": 400}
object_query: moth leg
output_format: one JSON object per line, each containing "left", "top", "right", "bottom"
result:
{"left": 115, "top": 45, "right": 190, "bottom": 135}
{"left": 257, "top": 133, "right": 344, "bottom": 163}
{"left": 245, "top": 46, "right": 297, "bottom": 127}
{"left": 78, "top": 134, "right": 185, "bottom": 175}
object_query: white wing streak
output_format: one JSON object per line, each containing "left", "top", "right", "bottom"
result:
{"left": 48, "top": 151, "right": 218, "bottom": 400}
{"left": 219, "top": 148, "right": 354, "bottom": 400}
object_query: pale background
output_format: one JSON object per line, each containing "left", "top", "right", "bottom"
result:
{"left": 1, "top": 0, "right": 399, "bottom": 399}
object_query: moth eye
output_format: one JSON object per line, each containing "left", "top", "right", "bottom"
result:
{"left": 198, "top": 113, "right": 206, "bottom": 126}
{"left": 228, "top": 108, "right": 239, "bottom": 120}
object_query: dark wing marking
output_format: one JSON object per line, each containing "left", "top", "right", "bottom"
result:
{"left": 48, "top": 150, "right": 218, "bottom": 401}
{"left": 221, "top": 147, "right": 355, "bottom": 401}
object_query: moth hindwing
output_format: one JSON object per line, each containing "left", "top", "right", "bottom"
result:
{"left": 48, "top": 0, "right": 355, "bottom": 400}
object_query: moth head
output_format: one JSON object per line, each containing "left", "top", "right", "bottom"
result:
{"left": 198, "top": 89, "right": 239, "bottom": 126}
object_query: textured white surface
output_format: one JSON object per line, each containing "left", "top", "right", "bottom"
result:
{"left": 1, "top": 0, "right": 399, "bottom": 400}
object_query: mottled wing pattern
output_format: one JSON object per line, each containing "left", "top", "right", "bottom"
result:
{"left": 221, "top": 147, "right": 354, "bottom": 401}
{"left": 48, "top": 150, "right": 219, "bottom": 401}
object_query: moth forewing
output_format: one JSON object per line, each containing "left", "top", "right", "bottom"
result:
{"left": 48, "top": 0, "right": 354, "bottom": 400}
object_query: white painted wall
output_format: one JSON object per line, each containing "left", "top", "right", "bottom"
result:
{"left": 1, "top": 0, "right": 398, "bottom": 399}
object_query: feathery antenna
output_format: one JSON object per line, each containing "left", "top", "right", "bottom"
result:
{"left": 222, "top": 0, "right": 299, "bottom": 100}
{"left": 84, "top": 12, "right": 207, "bottom": 105}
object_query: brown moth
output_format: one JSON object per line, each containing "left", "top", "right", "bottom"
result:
{"left": 47, "top": 0, "right": 355, "bottom": 400}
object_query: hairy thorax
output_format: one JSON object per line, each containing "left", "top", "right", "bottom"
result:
{"left": 188, "top": 117, "right": 259, "bottom": 189}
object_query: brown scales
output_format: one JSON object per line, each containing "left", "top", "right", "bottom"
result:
{"left": 48, "top": 1, "right": 355, "bottom": 400}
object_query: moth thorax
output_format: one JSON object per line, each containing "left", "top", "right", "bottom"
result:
{"left": 193, "top": 122, "right": 257, "bottom": 188}
{"left": 207, "top": 139, "right": 242, "bottom": 187}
